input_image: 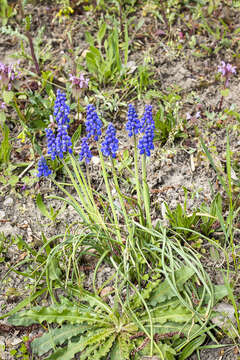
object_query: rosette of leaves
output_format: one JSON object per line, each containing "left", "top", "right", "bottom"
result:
{"left": 8, "top": 265, "right": 227, "bottom": 360}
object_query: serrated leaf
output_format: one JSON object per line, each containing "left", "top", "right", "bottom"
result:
{"left": 8, "top": 304, "right": 109, "bottom": 326}
{"left": 149, "top": 266, "right": 195, "bottom": 306}
{"left": 92, "top": 334, "right": 116, "bottom": 360}
{"left": 111, "top": 334, "right": 130, "bottom": 360}
{"left": 3, "top": 90, "right": 14, "bottom": 104}
{"left": 49, "top": 329, "right": 114, "bottom": 360}
{"left": 32, "top": 324, "right": 88, "bottom": 356}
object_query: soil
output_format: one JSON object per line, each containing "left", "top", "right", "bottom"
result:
{"left": 0, "top": 1, "right": 240, "bottom": 359}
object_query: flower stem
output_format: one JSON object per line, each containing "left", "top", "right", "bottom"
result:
{"left": 134, "top": 135, "right": 143, "bottom": 224}
{"left": 142, "top": 154, "right": 152, "bottom": 229}
{"left": 99, "top": 149, "right": 123, "bottom": 245}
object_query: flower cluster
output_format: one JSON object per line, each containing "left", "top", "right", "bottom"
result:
{"left": 79, "top": 137, "right": 92, "bottom": 164}
{"left": 126, "top": 104, "right": 141, "bottom": 137}
{"left": 37, "top": 95, "right": 154, "bottom": 178}
{"left": 37, "top": 156, "right": 52, "bottom": 177}
{"left": 138, "top": 105, "right": 155, "bottom": 156}
{"left": 46, "top": 90, "right": 72, "bottom": 160}
{"left": 0, "top": 62, "right": 19, "bottom": 90}
{"left": 218, "top": 61, "right": 236, "bottom": 87}
{"left": 101, "top": 123, "right": 119, "bottom": 159}
{"left": 69, "top": 73, "right": 89, "bottom": 98}
{"left": 86, "top": 104, "right": 103, "bottom": 141}
{"left": 53, "top": 90, "right": 70, "bottom": 126}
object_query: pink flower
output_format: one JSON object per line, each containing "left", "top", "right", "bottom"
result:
{"left": 0, "top": 62, "right": 19, "bottom": 90}
{"left": 69, "top": 73, "right": 89, "bottom": 98}
{"left": 218, "top": 61, "right": 236, "bottom": 87}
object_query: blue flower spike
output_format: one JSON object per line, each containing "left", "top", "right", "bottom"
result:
{"left": 138, "top": 105, "right": 155, "bottom": 157}
{"left": 37, "top": 156, "right": 52, "bottom": 177}
{"left": 46, "top": 90, "right": 73, "bottom": 160}
{"left": 126, "top": 104, "right": 141, "bottom": 137}
{"left": 101, "top": 123, "right": 119, "bottom": 159}
{"left": 79, "top": 137, "right": 92, "bottom": 164}
{"left": 53, "top": 90, "right": 70, "bottom": 127}
{"left": 86, "top": 105, "right": 103, "bottom": 141}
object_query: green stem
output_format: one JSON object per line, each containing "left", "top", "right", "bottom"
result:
{"left": 142, "top": 154, "right": 152, "bottom": 228}
{"left": 111, "top": 157, "right": 131, "bottom": 235}
{"left": 99, "top": 149, "right": 123, "bottom": 245}
{"left": 134, "top": 134, "right": 143, "bottom": 224}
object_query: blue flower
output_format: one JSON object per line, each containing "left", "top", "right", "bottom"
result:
{"left": 126, "top": 104, "right": 141, "bottom": 137}
{"left": 140, "top": 105, "right": 154, "bottom": 133}
{"left": 101, "top": 123, "right": 118, "bottom": 158}
{"left": 138, "top": 105, "right": 155, "bottom": 156}
{"left": 53, "top": 89, "right": 70, "bottom": 127}
{"left": 46, "top": 91, "right": 73, "bottom": 160}
{"left": 79, "top": 137, "right": 92, "bottom": 164}
{"left": 55, "top": 125, "right": 72, "bottom": 159}
{"left": 86, "top": 105, "right": 103, "bottom": 141}
{"left": 46, "top": 128, "right": 57, "bottom": 160}
{"left": 37, "top": 156, "right": 52, "bottom": 177}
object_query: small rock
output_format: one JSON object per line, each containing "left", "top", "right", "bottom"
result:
{"left": 212, "top": 302, "right": 237, "bottom": 337}
{"left": 0, "top": 223, "right": 16, "bottom": 237}
{"left": 3, "top": 197, "right": 14, "bottom": 207}
{"left": 0, "top": 210, "right": 5, "bottom": 219}
{"left": 10, "top": 337, "right": 22, "bottom": 346}
{"left": 100, "top": 286, "right": 113, "bottom": 298}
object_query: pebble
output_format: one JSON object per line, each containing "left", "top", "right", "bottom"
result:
{"left": 0, "top": 224, "right": 16, "bottom": 237}
{"left": 0, "top": 210, "right": 5, "bottom": 219}
{"left": 3, "top": 198, "right": 14, "bottom": 207}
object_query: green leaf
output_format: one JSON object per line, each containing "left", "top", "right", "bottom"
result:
{"left": 0, "top": 111, "right": 6, "bottom": 124}
{"left": 8, "top": 304, "right": 110, "bottom": 326}
{"left": 178, "top": 335, "right": 206, "bottom": 360}
{"left": 143, "top": 304, "right": 193, "bottom": 325}
{"left": 1, "top": 288, "right": 47, "bottom": 320}
{"left": 3, "top": 90, "right": 14, "bottom": 104}
{"left": 92, "top": 334, "right": 116, "bottom": 360}
{"left": 97, "top": 22, "right": 106, "bottom": 44}
{"left": 36, "top": 194, "right": 51, "bottom": 220}
{"left": 221, "top": 88, "right": 230, "bottom": 97}
{"left": 149, "top": 266, "right": 195, "bottom": 306}
{"left": 32, "top": 324, "right": 88, "bottom": 356}
{"left": 48, "top": 257, "right": 62, "bottom": 281}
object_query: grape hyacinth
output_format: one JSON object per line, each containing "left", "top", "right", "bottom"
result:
{"left": 138, "top": 105, "right": 155, "bottom": 156}
{"left": 53, "top": 89, "right": 70, "bottom": 127}
{"left": 55, "top": 125, "right": 73, "bottom": 159}
{"left": 126, "top": 104, "right": 141, "bottom": 137}
{"left": 0, "top": 62, "right": 19, "bottom": 90}
{"left": 46, "top": 128, "right": 57, "bottom": 160}
{"left": 86, "top": 105, "right": 103, "bottom": 141}
{"left": 69, "top": 73, "right": 89, "bottom": 99}
{"left": 101, "top": 123, "right": 119, "bottom": 159}
{"left": 37, "top": 156, "right": 52, "bottom": 177}
{"left": 79, "top": 137, "right": 92, "bottom": 164}
{"left": 46, "top": 90, "right": 72, "bottom": 159}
